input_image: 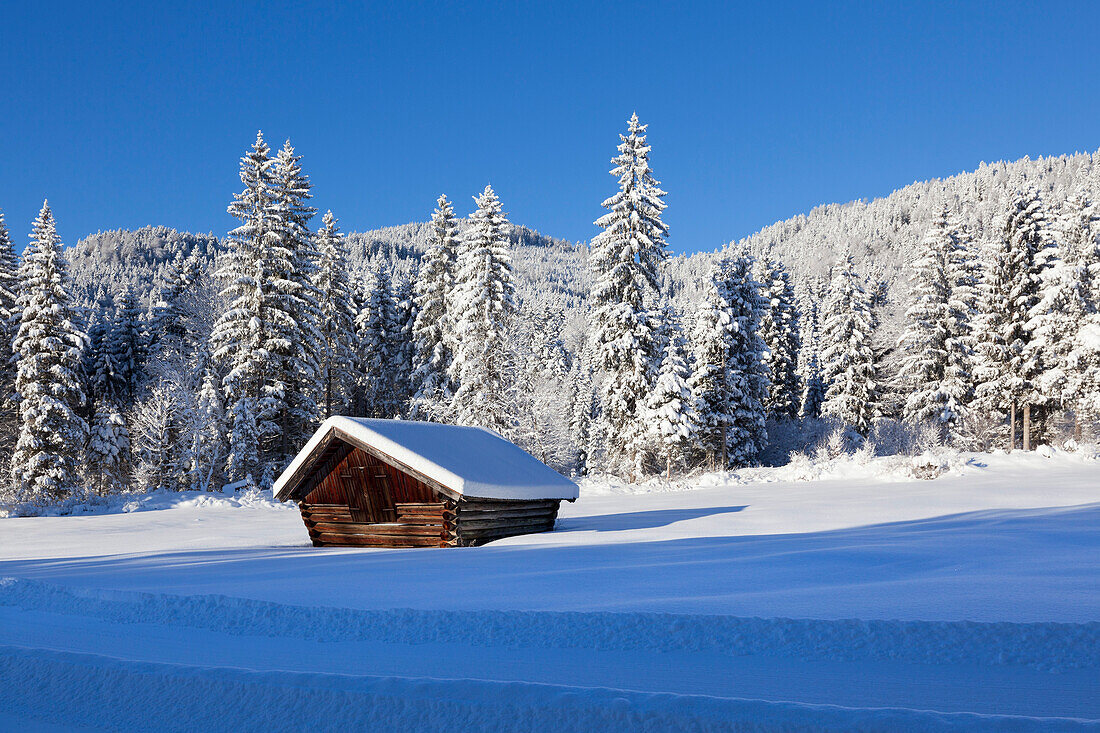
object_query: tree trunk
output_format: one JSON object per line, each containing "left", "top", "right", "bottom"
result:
{"left": 720, "top": 423, "right": 728, "bottom": 471}
{"left": 1009, "top": 402, "right": 1016, "bottom": 452}
{"left": 1023, "top": 403, "right": 1031, "bottom": 451}
{"left": 666, "top": 456, "right": 671, "bottom": 482}
{"left": 1074, "top": 413, "right": 1082, "bottom": 442}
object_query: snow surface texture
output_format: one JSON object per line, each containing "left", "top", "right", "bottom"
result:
{"left": 1, "top": 449, "right": 1097, "bottom": 730}
{"left": 273, "top": 416, "right": 579, "bottom": 501}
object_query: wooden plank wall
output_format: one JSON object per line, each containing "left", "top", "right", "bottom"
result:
{"left": 300, "top": 501, "right": 452, "bottom": 547}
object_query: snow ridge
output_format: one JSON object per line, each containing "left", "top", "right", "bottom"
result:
{"left": 1, "top": 578, "right": 1095, "bottom": 673}
{"left": 2, "top": 646, "right": 1094, "bottom": 733}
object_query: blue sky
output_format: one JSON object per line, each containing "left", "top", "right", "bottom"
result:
{"left": 1, "top": 1, "right": 1099, "bottom": 255}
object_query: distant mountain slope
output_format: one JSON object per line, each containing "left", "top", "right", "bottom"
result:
{"left": 734, "top": 150, "right": 1100, "bottom": 283}
{"left": 65, "top": 221, "right": 588, "bottom": 311}
{"left": 64, "top": 148, "right": 1100, "bottom": 321}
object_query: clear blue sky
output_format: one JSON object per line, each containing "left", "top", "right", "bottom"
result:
{"left": 2, "top": 1, "right": 1099, "bottom": 255}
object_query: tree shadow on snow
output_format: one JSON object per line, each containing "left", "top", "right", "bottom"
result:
{"left": 555, "top": 505, "right": 748, "bottom": 533}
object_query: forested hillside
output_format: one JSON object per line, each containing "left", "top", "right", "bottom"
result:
{"left": 1, "top": 120, "right": 1097, "bottom": 515}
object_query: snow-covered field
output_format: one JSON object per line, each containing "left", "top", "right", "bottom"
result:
{"left": 1, "top": 449, "right": 1097, "bottom": 731}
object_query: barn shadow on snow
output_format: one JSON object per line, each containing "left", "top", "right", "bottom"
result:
{"left": 554, "top": 505, "right": 748, "bottom": 533}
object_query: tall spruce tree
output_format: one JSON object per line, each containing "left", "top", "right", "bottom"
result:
{"left": 820, "top": 255, "right": 879, "bottom": 435}
{"left": 795, "top": 278, "right": 825, "bottom": 419}
{"left": 589, "top": 114, "right": 669, "bottom": 478}
{"left": 106, "top": 289, "right": 146, "bottom": 406}
{"left": 87, "top": 400, "right": 129, "bottom": 496}
{"left": 897, "top": 206, "right": 976, "bottom": 437}
{"left": 0, "top": 210, "right": 20, "bottom": 456}
{"left": 646, "top": 334, "right": 696, "bottom": 478}
{"left": 973, "top": 187, "right": 1052, "bottom": 449}
{"left": 188, "top": 371, "right": 227, "bottom": 491}
{"left": 409, "top": 195, "right": 459, "bottom": 420}
{"left": 754, "top": 258, "right": 801, "bottom": 419}
{"left": 312, "top": 211, "right": 356, "bottom": 418}
{"left": 9, "top": 202, "right": 88, "bottom": 509}
{"left": 355, "top": 265, "right": 402, "bottom": 418}
{"left": 448, "top": 185, "right": 517, "bottom": 435}
{"left": 568, "top": 360, "right": 596, "bottom": 476}
{"left": 392, "top": 275, "right": 417, "bottom": 415}
{"left": 211, "top": 131, "right": 309, "bottom": 485}
{"left": 689, "top": 253, "right": 770, "bottom": 469}
{"left": 270, "top": 139, "right": 323, "bottom": 453}
{"left": 1032, "top": 189, "right": 1100, "bottom": 436}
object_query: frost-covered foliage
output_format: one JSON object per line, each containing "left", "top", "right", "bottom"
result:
{"left": 0, "top": 211, "right": 19, "bottom": 456}
{"left": 5, "top": 133, "right": 1100, "bottom": 510}
{"left": 354, "top": 264, "right": 403, "bottom": 418}
{"left": 448, "top": 185, "right": 517, "bottom": 436}
{"left": 896, "top": 207, "right": 976, "bottom": 438}
{"left": 9, "top": 202, "right": 88, "bottom": 511}
{"left": 409, "top": 195, "right": 459, "bottom": 420}
{"left": 820, "top": 255, "right": 878, "bottom": 435}
{"left": 589, "top": 114, "right": 669, "bottom": 478}
{"left": 754, "top": 258, "right": 801, "bottom": 419}
{"left": 210, "top": 132, "right": 320, "bottom": 487}
{"left": 973, "top": 186, "right": 1053, "bottom": 446}
{"left": 646, "top": 335, "right": 696, "bottom": 476}
{"left": 312, "top": 211, "right": 356, "bottom": 418}
{"left": 1033, "top": 187, "right": 1100, "bottom": 425}
{"left": 87, "top": 401, "right": 130, "bottom": 496}
{"left": 689, "top": 251, "right": 770, "bottom": 468}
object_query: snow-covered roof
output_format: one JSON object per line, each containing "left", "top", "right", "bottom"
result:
{"left": 274, "top": 416, "right": 579, "bottom": 502}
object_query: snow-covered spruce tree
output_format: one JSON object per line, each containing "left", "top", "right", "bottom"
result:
{"left": 392, "top": 276, "right": 417, "bottom": 415}
{"left": 9, "top": 202, "right": 88, "bottom": 509}
{"left": 312, "top": 211, "right": 356, "bottom": 418}
{"left": 105, "top": 289, "right": 147, "bottom": 406}
{"left": 130, "top": 383, "right": 187, "bottom": 493}
{"left": 0, "top": 210, "right": 20, "bottom": 458}
{"left": 149, "top": 251, "right": 204, "bottom": 350}
{"left": 270, "top": 139, "right": 323, "bottom": 452}
{"left": 568, "top": 360, "right": 596, "bottom": 476}
{"left": 211, "top": 132, "right": 318, "bottom": 486}
{"left": 589, "top": 114, "right": 669, "bottom": 478}
{"left": 187, "top": 371, "right": 227, "bottom": 492}
{"left": 820, "top": 255, "right": 879, "bottom": 436}
{"left": 409, "top": 195, "right": 459, "bottom": 421}
{"left": 754, "top": 258, "right": 801, "bottom": 420}
{"left": 897, "top": 206, "right": 976, "bottom": 439}
{"left": 795, "top": 277, "right": 825, "bottom": 419}
{"left": 973, "top": 186, "right": 1052, "bottom": 449}
{"left": 646, "top": 333, "right": 696, "bottom": 478}
{"left": 689, "top": 253, "right": 770, "bottom": 469}
{"left": 87, "top": 400, "right": 129, "bottom": 496}
{"left": 1032, "top": 188, "right": 1100, "bottom": 437}
{"left": 504, "top": 300, "right": 572, "bottom": 469}
{"left": 448, "top": 185, "right": 517, "bottom": 436}
{"left": 354, "top": 265, "right": 402, "bottom": 418}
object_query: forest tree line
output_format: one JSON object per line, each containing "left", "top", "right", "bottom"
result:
{"left": 1, "top": 116, "right": 1098, "bottom": 514}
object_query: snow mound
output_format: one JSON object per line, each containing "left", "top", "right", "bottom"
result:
{"left": 0, "top": 487, "right": 291, "bottom": 518}
{"left": 579, "top": 446, "right": 1099, "bottom": 496}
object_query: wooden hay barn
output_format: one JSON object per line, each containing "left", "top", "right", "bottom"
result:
{"left": 273, "top": 417, "right": 579, "bottom": 548}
